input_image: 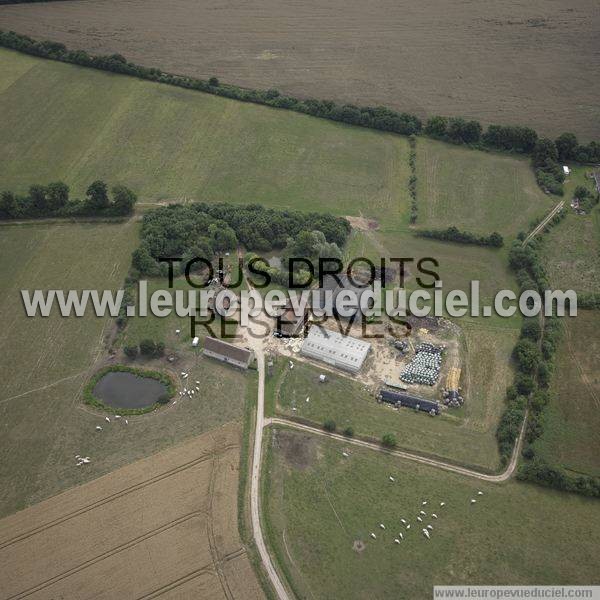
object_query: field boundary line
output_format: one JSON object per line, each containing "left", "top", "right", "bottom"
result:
{"left": 0, "top": 444, "right": 238, "bottom": 550}
{"left": 0, "top": 370, "right": 87, "bottom": 405}
{"left": 267, "top": 415, "right": 527, "bottom": 483}
{"left": 5, "top": 511, "right": 207, "bottom": 600}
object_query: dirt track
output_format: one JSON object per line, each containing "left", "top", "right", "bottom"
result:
{"left": 0, "top": 423, "right": 264, "bottom": 600}
{"left": 0, "top": 0, "right": 598, "bottom": 139}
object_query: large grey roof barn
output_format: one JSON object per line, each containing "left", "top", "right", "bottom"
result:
{"left": 300, "top": 326, "right": 371, "bottom": 373}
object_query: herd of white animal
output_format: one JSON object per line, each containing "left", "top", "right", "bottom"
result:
{"left": 77, "top": 369, "right": 199, "bottom": 467}
{"left": 178, "top": 372, "right": 200, "bottom": 399}
{"left": 75, "top": 415, "right": 130, "bottom": 466}
{"left": 342, "top": 453, "right": 486, "bottom": 544}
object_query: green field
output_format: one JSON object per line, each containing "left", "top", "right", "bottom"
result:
{"left": 347, "top": 229, "right": 516, "bottom": 304}
{"left": 542, "top": 208, "right": 600, "bottom": 294}
{"left": 263, "top": 428, "right": 600, "bottom": 600}
{"left": 0, "top": 221, "right": 249, "bottom": 518}
{"left": 272, "top": 319, "right": 518, "bottom": 472}
{"left": 533, "top": 311, "right": 600, "bottom": 478}
{"left": 0, "top": 48, "right": 409, "bottom": 229}
{"left": 416, "top": 138, "right": 553, "bottom": 237}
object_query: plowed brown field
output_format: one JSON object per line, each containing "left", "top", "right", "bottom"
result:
{"left": 0, "top": 0, "right": 598, "bottom": 138}
{"left": 0, "top": 423, "right": 264, "bottom": 600}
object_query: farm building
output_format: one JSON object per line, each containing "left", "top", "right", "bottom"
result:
{"left": 203, "top": 336, "right": 254, "bottom": 369}
{"left": 378, "top": 389, "right": 440, "bottom": 415}
{"left": 275, "top": 300, "right": 308, "bottom": 337}
{"left": 300, "top": 326, "right": 371, "bottom": 373}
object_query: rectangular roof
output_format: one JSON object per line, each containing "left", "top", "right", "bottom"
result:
{"left": 301, "top": 325, "right": 371, "bottom": 370}
{"left": 204, "top": 336, "right": 253, "bottom": 363}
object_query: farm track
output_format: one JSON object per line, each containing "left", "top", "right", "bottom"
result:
{"left": 265, "top": 415, "right": 527, "bottom": 483}
{"left": 523, "top": 201, "right": 564, "bottom": 245}
{"left": 0, "top": 443, "right": 238, "bottom": 551}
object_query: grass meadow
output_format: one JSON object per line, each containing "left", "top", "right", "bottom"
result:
{"left": 542, "top": 209, "right": 600, "bottom": 294}
{"left": 263, "top": 428, "right": 600, "bottom": 600}
{"left": 0, "top": 222, "right": 249, "bottom": 518}
{"left": 0, "top": 49, "right": 409, "bottom": 230}
{"left": 415, "top": 138, "right": 554, "bottom": 237}
{"left": 533, "top": 311, "right": 600, "bottom": 478}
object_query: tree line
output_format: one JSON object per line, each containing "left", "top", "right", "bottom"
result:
{"left": 0, "top": 180, "right": 137, "bottom": 220}
{"left": 416, "top": 226, "right": 503, "bottom": 247}
{"left": 1, "top": 28, "right": 599, "bottom": 196}
{"left": 495, "top": 238, "right": 600, "bottom": 497}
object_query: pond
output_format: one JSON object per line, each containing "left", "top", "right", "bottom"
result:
{"left": 92, "top": 371, "right": 168, "bottom": 409}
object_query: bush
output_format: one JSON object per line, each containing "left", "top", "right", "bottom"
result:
{"left": 139, "top": 338, "right": 156, "bottom": 356}
{"left": 381, "top": 433, "right": 397, "bottom": 448}
{"left": 343, "top": 426, "right": 354, "bottom": 437}
{"left": 513, "top": 338, "right": 541, "bottom": 374}
{"left": 123, "top": 344, "right": 138, "bottom": 359}
{"left": 515, "top": 373, "right": 535, "bottom": 396}
{"left": 323, "top": 419, "right": 336, "bottom": 432}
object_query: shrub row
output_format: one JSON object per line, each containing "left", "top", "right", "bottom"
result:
{"left": 407, "top": 135, "right": 418, "bottom": 224}
{"left": 517, "top": 459, "right": 600, "bottom": 497}
{"left": 1, "top": 28, "right": 598, "bottom": 177}
{"left": 416, "top": 226, "right": 503, "bottom": 247}
{"left": 500, "top": 233, "right": 600, "bottom": 496}
{"left": 0, "top": 180, "right": 137, "bottom": 220}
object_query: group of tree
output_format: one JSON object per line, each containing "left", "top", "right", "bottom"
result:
{"left": 0, "top": 180, "right": 137, "bottom": 220}
{"left": 124, "top": 338, "right": 165, "bottom": 359}
{"left": 573, "top": 184, "right": 599, "bottom": 213}
{"left": 133, "top": 202, "right": 350, "bottom": 277}
{"left": 416, "top": 226, "right": 503, "bottom": 247}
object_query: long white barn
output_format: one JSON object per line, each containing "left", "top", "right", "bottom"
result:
{"left": 300, "top": 326, "right": 371, "bottom": 373}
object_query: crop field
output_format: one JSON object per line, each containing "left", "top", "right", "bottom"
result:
{"left": 0, "top": 48, "right": 409, "bottom": 228}
{"left": 0, "top": 222, "right": 249, "bottom": 517}
{"left": 273, "top": 319, "right": 518, "bottom": 472}
{"left": 262, "top": 428, "right": 600, "bottom": 600}
{"left": 415, "top": 138, "right": 553, "bottom": 237}
{"left": 542, "top": 208, "right": 600, "bottom": 294}
{"left": 0, "top": 424, "right": 264, "bottom": 600}
{"left": 533, "top": 311, "right": 600, "bottom": 478}
{"left": 1, "top": 0, "right": 599, "bottom": 139}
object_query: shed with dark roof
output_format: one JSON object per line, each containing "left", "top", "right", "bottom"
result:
{"left": 379, "top": 389, "right": 440, "bottom": 415}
